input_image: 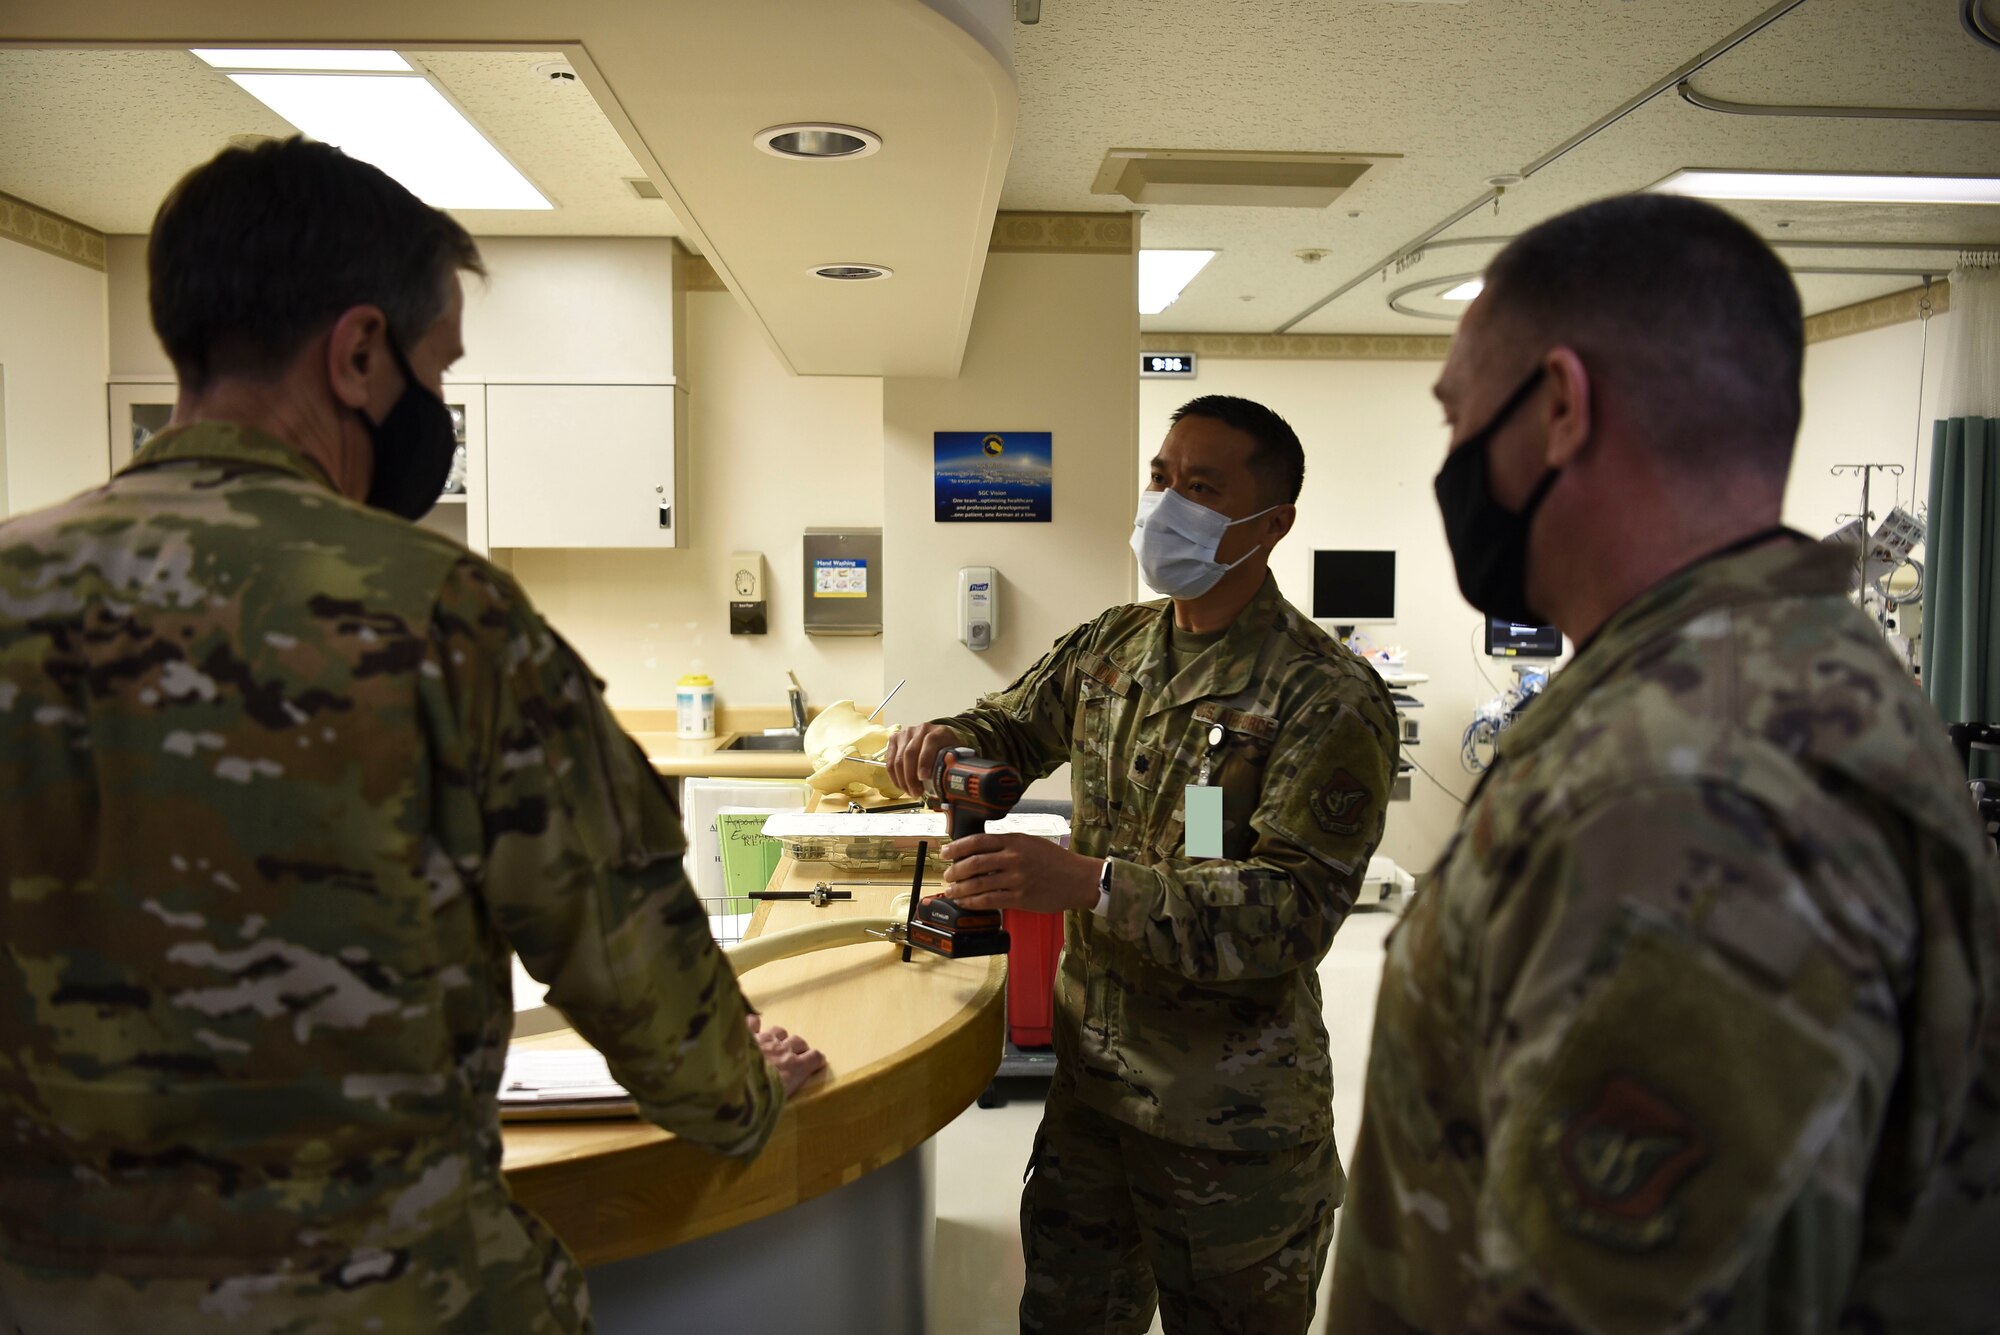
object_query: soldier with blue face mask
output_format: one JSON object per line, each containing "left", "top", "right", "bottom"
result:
{"left": 887, "top": 397, "right": 1400, "bottom": 1335}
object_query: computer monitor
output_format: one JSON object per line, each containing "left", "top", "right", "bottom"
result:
{"left": 1311, "top": 550, "right": 1396, "bottom": 626}
{"left": 1485, "top": 616, "right": 1563, "bottom": 659}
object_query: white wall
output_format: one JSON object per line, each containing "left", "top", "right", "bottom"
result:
{"left": 883, "top": 249, "right": 1139, "bottom": 791}
{"left": 1790, "top": 311, "right": 1949, "bottom": 536}
{"left": 1142, "top": 360, "right": 1471, "bottom": 875}
{"left": 0, "top": 239, "right": 108, "bottom": 516}
{"left": 105, "top": 235, "right": 167, "bottom": 381}
{"left": 511, "top": 290, "right": 886, "bottom": 712}
{"left": 1142, "top": 313, "right": 1957, "bottom": 874}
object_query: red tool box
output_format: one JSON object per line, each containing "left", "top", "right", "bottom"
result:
{"left": 1002, "top": 907, "right": 1064, "bottom": 1048}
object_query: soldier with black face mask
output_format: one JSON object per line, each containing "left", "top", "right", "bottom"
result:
{"left": 0, "top": 136, "right": 822, "bottom": 1335}
{"left": 1333, "top": 194, "right": 2000, "bottom": 1333}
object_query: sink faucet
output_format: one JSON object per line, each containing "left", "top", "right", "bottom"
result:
{"left": 787, "top": 670, "right": 808, "bottom": 735}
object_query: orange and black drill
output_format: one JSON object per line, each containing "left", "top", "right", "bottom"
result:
{"left": 898, "top": 747, "right": 1024, "bottom": 961}
{"left": 929, "top": 746, "right": 1026, "bottom": 842}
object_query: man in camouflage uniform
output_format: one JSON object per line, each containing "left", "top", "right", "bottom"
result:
{"left": 1332, "top": 195, "right": 2000, "bottom": 1332}
{"left": 0, "top": 138, "right": 821, "bottom": 1334}
{"left": 888, "top": 396, "right": 1400, "bottom": 1333}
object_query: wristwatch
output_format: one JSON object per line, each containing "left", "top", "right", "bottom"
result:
{"left": 1093, "top": 858, "right": 1112, "bottom": 916}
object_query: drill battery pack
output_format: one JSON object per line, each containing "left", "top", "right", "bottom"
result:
{"left": 910, "top": 895, "right": 1011, "bottom": 959}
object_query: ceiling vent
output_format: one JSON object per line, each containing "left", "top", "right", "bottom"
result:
{"left": 1092, "top": 149, "right": 1399, "bottom": 209}
{"left": 624, "top": 177, "right": 664, "bottom": 200}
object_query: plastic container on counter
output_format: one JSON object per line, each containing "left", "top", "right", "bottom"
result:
{"left": 676, "top": 674, "right": 716, "bottom": 740}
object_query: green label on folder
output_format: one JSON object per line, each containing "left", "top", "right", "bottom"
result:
{"left": 716, "top": 811, "right": 785, "bottom": 914}
{"left": 1184, "top": 785, "right": 1223, "bottom": 859}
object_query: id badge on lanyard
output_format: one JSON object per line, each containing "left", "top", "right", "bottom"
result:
{"left": 1185, "top": 724, "right": 1225, "bottom": 858}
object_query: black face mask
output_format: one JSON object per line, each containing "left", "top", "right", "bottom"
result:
{"left": 1433, "top": 364, "right": 1563, "bottom": 624}
{"left": 361, "top": 334, "right": 457, "bottom": 521}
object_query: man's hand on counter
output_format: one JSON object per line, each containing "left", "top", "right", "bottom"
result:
{"left": 883, "top": 723, "right": 962, "bottom": 799}
{"left": 747, "top": 1014, "right": 827, "bottom": 1097}
{"left": 939, "top": 834, "right": 1101, "bottom": 915}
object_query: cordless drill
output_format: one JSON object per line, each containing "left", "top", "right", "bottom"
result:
{"left": 905, "top": 747, "right": 1024, "bottom": 959}
{"left": 928, "top": 747, "right": 1026, "bottom": 841}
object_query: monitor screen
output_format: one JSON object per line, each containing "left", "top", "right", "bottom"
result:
{"left": 1485, "top": 616, "right": 1563, "bottom": 659}
{"left": 1311, "top": 550, "right": 1396, "bottom": 624}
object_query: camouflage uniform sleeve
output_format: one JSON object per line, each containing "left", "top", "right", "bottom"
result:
{"left": 1469, "top": 780, "right": 1867, "bottom": 1334}
{"left": 1102, "top": 685, "right": 1396, "bottom": 981}
{"left": 423, "top": 558, "right": 783, "bottom": 1156}
{"left": 933, "top": 620, "right": 1095, "bottom": 783}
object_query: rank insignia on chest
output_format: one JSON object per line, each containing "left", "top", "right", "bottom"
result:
{"left": 1309, "top": 769, "right": 1370, "bottom": 836}
{"left": 1536, "top": 1074, "right": 1709, "bottom": 1252}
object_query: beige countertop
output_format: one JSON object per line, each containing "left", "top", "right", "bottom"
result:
{"left": 501, "top": 865, "right": 1005, "bottom": 1267}
{"left": 615, "top": 705, "right": 815, "bottom": 780}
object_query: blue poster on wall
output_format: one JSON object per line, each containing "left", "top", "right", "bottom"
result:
{"left": 934, "top": 431, "right": 1053, "bottom": 523}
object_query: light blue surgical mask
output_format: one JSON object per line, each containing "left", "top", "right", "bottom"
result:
{"left": 1130, "top": 488, "right": 1278, "bottom": 600}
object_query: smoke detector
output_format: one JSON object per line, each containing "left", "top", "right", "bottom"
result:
{"left": 531, "top": 59, "right": 577, "bottom": 83}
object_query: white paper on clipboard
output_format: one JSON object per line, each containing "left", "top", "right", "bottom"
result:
{"left": 500, "top": 1048, "right": 630, "bottom": 1105}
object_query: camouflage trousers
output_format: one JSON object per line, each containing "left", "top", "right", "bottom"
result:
{"left": 1019, "top": 1083, "right": 1343, "bottom": 1335}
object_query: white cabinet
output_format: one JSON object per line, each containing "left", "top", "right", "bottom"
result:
{"left": 108, "top": 380, "right": 493, "bottom": 557}
{"left": 484, "top": 383, "right": 688, "bottom": 549}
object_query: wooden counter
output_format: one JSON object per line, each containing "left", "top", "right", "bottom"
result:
{"left": 500, "top": 857, "right": 1005, "bottom": 1269}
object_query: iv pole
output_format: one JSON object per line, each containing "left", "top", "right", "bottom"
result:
{"left": 1831, "top": 461, "right": 1904, "bottom": 531}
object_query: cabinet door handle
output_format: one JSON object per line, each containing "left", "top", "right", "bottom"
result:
{"left": 658, "top": 501, "right": 672, "bottom": 529}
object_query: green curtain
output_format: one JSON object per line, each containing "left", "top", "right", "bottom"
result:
{"left": 1922, "top": 416, "right": 2000, "bottom": 763}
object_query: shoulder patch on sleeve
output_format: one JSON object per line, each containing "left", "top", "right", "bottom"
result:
{"left": 1311, "top": 768, "right": 1372, "bottom": 836}
{"left": 1536, "top": 1073, "right": 1709, "bottom": 1252}
{"left": 1490, "top": 924, "right": 1852, "bottom": 1334}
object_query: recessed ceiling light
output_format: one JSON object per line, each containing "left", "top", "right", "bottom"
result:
{"left": 756, "top": 124, "right": 882, "bottom": 160}
{"left": 1140, "top": 249, "right": 1216, "bottom": 314}
{"left": 811, "top": 263, "right": 893, "bottom": 280}
{"left": 219, "top": 69, "right": 551, "bottom": 210}
{"left": 1652, "top": 168, "right": 2000, "bottom": 206}
{"left": 193, "top": 48, "right": 413, "bottom": 72}
{"left": 1441, "top": 279, "right": 1484, "bottom": 301}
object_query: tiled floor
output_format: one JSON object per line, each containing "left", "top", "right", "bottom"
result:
{"left": 928, "top": 907, "right": 1398, "bottom": 1335}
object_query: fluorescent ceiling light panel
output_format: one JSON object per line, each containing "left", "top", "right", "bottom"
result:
{"left": 1441, "top": 279, "right": 1484, "bottom": 301}
{"left": 1139, "top": 250, "right": 1216, "bottom": 314}
{"left": 194, "top": 48, "right": 412, "bottom": 72}
{"left": 1653, "top": 169, "right": 2000, "bottom": 206}
{"left": 226, "top": 73, "right": 550, "bottom": 210}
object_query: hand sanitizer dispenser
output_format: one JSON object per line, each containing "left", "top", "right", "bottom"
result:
{"left": 959, "top": 566, "right": 996, "bottom": 651}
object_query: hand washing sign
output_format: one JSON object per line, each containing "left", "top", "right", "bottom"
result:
{"left": 934, "top": 431, "right": 1052, "bottom": 523}
{"left": 813, "top": 558, "right": 868, "bottom": 598}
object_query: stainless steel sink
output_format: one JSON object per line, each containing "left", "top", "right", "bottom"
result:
{"left": 721, "top": 731, "right": 805, "bottom": 752}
